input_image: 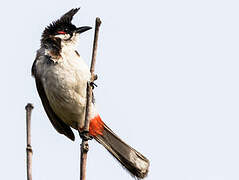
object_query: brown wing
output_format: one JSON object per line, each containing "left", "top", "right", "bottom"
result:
{"left": 32, "top": 59, "right": 75, "bottom": 141}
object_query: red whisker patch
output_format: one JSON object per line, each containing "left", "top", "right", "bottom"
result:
{"left": 57, "top": 31, "right": 66, "bottom": 34}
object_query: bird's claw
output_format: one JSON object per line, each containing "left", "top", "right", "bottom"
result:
{"left": 90, "top": 74, "right": 98, "bottom": 89}
{"left": 79, "top": 131, "right": 93, "bottom": 141}
{"left": 90, "top": 82, "right": 97, "bottom": 89}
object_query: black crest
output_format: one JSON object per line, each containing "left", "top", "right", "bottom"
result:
{"left": 41, "top": 8, "right": 80, "bottom": 46}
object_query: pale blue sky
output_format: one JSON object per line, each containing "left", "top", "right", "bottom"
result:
{"left": 1, "top": 0, "right": 239, "bottom": 180}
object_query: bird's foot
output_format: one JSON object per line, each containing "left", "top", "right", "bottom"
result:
{"left": 90, "top": 82, "right": 97, "bottom": 89}
{"left": 90, "top": 74, "right": 98, "bottom": 89}
{"left": 79, "top": 130, "right": 93, "bottom": 141}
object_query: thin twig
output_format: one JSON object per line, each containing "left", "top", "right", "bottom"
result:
{"left": 90, "top": 17, "right": 102, "bottom": 78}
{"left": 79, "top": 17, "right": 102, "bottom": 180}
{"left": 25, "top": 103, "right": 34, "bottom": 180}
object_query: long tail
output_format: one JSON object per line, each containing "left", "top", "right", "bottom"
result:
{"left": 89, "top": 115, "right": 150, "bottom": 179}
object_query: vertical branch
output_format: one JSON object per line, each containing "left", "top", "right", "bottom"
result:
{"left": 25, "top": 103, "right": 34, "bottom": 180}
{"left": 79, "top": 17, "right": 101, "bottom": 180}
{"left": 90, "top": 17, "right": 102, "bottom": 77}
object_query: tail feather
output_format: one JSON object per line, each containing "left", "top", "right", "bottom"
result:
{"left": 93, "top": 123, "right": 150, "bottom": 179}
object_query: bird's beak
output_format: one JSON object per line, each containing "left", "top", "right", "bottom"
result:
{"left": 75, "top": 26, "right": 92, "bottom": 34}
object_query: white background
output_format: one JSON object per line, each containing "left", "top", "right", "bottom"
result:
{"left": 1, "top": 0, "right": 239, "bottom": 180}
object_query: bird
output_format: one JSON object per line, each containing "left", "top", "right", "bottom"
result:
{"left": 32, "top": 8, "right": 149, "bottom": 179}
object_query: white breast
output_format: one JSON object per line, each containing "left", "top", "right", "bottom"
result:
{"left": 40, "top": 46, "right": 96, "bottom": 129}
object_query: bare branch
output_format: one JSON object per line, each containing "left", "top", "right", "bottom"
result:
{"left": 90, "top": 17, "right": 102, "bottom": 80}
{"left": 79, "top": 17, "right": 102, "bottom": 180}
{"left": 25, "top": 103, "right": 34, "bottom": 180}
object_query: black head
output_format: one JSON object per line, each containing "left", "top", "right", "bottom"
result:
{"left": 41, "top": 8, "right": 91, "bottom": 47}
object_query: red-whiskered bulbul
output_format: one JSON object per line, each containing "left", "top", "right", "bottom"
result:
{"left": 32, "top": 8, "right": 149, "bottom": 179}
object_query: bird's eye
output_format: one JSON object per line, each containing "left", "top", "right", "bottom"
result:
{"left": 57, "top": 31, "right": 66, "bottom": 34}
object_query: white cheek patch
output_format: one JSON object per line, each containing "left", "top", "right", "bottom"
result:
{"left": 54, "top": 34, "right": 71, "bottom": 40}
{"left": 61, "top": 33, "right": 79, "bottom": 49}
